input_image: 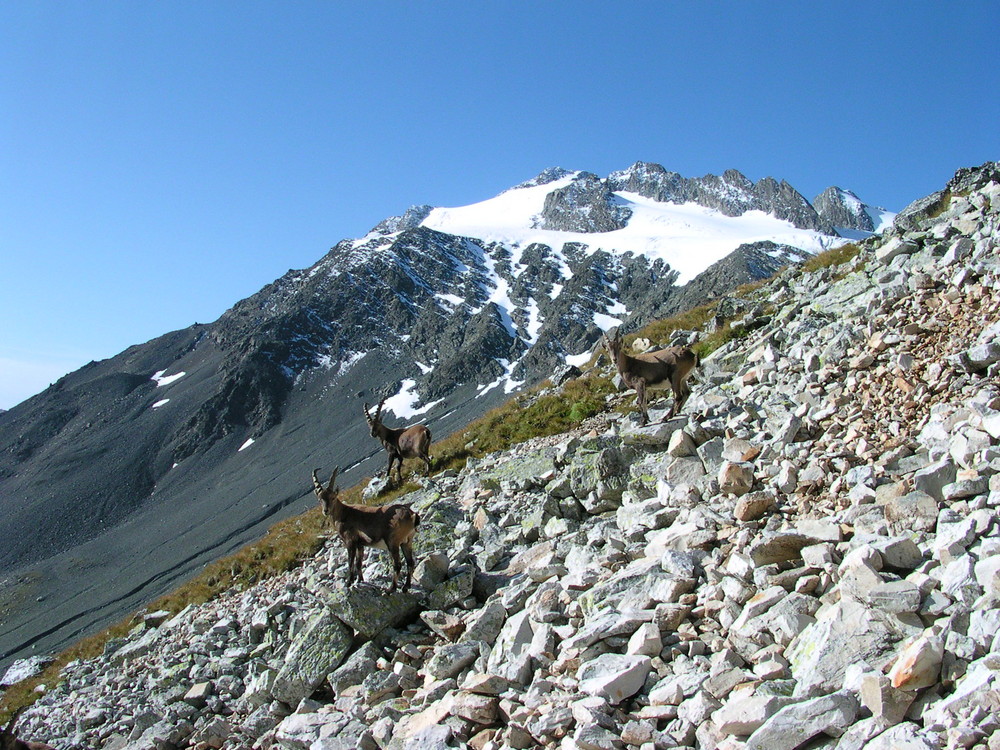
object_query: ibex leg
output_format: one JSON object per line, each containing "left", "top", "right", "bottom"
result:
{"left": 402, "top": 542, "right": 415, "bottom": 591}
{"left": 636, "top": 378, "right": 648, "bottom": 426}
{"left": 354, "top": 546, "right": 366, "bottom": 584}
{"left": 345, "top": 543, "right": 357, "bottom": 587}
{"left": 668, "top": 372, "right": 691, "bottom": 419}
{"left": 388, "top": 546, "right": 402, "bottom": 592}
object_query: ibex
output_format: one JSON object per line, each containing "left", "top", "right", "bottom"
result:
{"left": 312, "top": 467, "right": 420, "bottom": 592}
{"left": 363, "top": 398, "right": 432, "bottom": 483}
{"left": 602, "top": 330, "right": 698, "bottom": 427}
{"left": 1, "top": 707, "right": 56, "bottom": 750}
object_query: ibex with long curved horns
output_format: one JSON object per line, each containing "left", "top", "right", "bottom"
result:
{"left": 1, "top": 707, "right": 56, "bottom": 750}
{"left": 602, "top": 330, "right": 698, "bottom": 427}
{"left": 364, "top": 398, "right": 432, "bottom": 483}
{"left": 312, "top": 468, "right": 419, "bottom": 592}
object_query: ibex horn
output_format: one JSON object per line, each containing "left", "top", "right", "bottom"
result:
{"left": 328, "top": 467, "right": 340, "bottom": 489}
{"left": 312, "top": 469, "right": 324, "bottom": 495}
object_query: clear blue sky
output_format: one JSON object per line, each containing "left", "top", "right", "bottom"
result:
{"left": 1, "top": 2, "right": 997, "bottom": 409}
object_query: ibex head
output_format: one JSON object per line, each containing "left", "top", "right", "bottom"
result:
{"left": 363, "top": 398, "right": 387, "bottom": 437}
{"left": 312, "top": 467, "right": 341, "bottom": 523}
{"left": 601, "top": 329, "right": 623, "bottom": 361}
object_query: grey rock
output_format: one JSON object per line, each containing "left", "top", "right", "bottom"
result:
{"left": 786, "top": 599, "right": 901, "bottom": 696}
{"left": 577, "top": 653, "right": 652, "bottom": 703}
{"left": 459, "top": 599, "right": 507, "bottom": 645}
{"left": 403, "top": 724, "right": 454, "bottom": 750}
{"left": 621, "top": 416, "right": 689, "bottom": 446}
{"left": 425, "top": 641, "right": 481, "bottom": 681}
{"left": 713, "top": 693, "right": 797, "bottom": 736}
{"left": 327, "top": 641, "right": 383, "bottom": 693}
{"left": 272, "top": 610, "right": 353, "bottom": 705}
{"left": 745, "top": 691, "right": 859, "bottom": 750}
{"left": 906, "top": 459, "right": 959, "bottom": 500}
{"left": 881, "top": 490, "right": 938, "bottom": 532}
{"left": 860, "top": 722, "right": 940, "bottom": 750}
{"left": 875, "top": 237, "right": 919, "bottom": 265}
{"left": 0, "top": 655, "right": 53, "bottom": 687}
{"left": 323, "top": 585, "right": 421, "bottom": 639}
{"left": 865, "top": 581, "right": 923, "bottom": 614}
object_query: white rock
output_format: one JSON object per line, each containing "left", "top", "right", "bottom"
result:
{"left": 744, "top": 691, "right": 859, "bottom": 750}
{"left": 626, "top": 622, "right": 662, "bottom": 657}
{"left": 713, "top": 693, "right": 796, "bottom": 736}
{"left": 577, "top": 654, "right": 651, "bottom": 703}
{"left": 887, "top": 630, "right": 944, "bottom": 691}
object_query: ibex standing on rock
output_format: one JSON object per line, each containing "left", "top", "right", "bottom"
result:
{"left": 364, "top": 398, "right": 432, "bottom": 483}
{"left": 312, "top": 468, "right": 419, "bottom": 592}
{"left": 1, "top": 708, "right": 56, "bottom": 750}
{"left": 602, "top": 330, "right": 698, "bottom": 427}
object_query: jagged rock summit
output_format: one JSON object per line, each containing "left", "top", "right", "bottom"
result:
{"left": 6, "top": 162, "right": 1000, "bottom": 749}
{"left": 0, "top": 162, "right": 884, "bottom": 671}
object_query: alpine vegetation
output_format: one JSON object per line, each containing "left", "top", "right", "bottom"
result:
{"left": 4, "top": 162, "right": 1000, "bottom": 750}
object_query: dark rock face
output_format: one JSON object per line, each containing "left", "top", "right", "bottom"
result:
{"left": 513, "top": 166, "right": 574, "bottom": 190}
{"left": 535, "top": 172, "right": 632, "bottom": 233}
{"left": 813, "top": 187, "right": 876, "bottom": 232}
{"left": 625, "top": 241, "right": 810, "bottom": 332}
{"left": 608, "top": 162, "right": 835, "bottom": 233}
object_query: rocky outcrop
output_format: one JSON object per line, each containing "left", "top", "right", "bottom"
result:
{"left": 9, "top": 163, "right": 1000, "bottom": 750}
{"left": 608, "top": 161, "right": 838, "bottom": 234}
{"left": 534, "top": 172, "right": 632, "bottom": 233}
{"left": 372, "top": 205, "right": 434, "bottom": 235}
{"left": 814, "top": 186, "right": 877, "bottom": 233}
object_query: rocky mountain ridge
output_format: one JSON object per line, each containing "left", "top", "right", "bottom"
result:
{"left": 5, "top": 162, "right": 999, "bottom": 750}
{"left": 0, "top": 162, "right": 885, "bottom": 670}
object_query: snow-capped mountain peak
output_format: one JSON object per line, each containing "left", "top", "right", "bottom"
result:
{"left": 419, "top": 167, "right": 853, "bottom": 284}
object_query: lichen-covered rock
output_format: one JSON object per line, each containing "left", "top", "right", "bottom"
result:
{"left": 786, "top": 599, "right": 902, "bottom": 697}
{"left": 272, "top": 610, "right": 353, "bottom": 705}
{"left": 324, "top": 586, "right": 421, "bottom": 638}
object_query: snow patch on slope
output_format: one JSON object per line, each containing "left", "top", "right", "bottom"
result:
{"left": 384, "top": 379, "right": 443, "bottom": 420}
{"left": 153, "top": 370, "right": 186, "bottom": 387}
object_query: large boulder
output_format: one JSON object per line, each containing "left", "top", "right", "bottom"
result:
{"left": 272, "top": 610, "right": 353, "bottom": 705}
{"left": 324, "top": 586, "right": 421, "bottom": 639}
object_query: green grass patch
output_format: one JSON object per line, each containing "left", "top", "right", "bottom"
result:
{"left": 693, "top": 321, "right": 750, "bottom": 359}
{"left": 802, "top": 242, "right": 861, "bottom": 273}
{"left": 433, "top": 374, "right": 616, "bottom": 471}
{"left": 637, "top": 301, "right": 718, "bottom": 345}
